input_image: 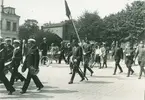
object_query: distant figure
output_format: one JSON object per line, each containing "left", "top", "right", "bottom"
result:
{"left": 40, "top": 38, "right": 48, "bottom": 65}
{"left": 124, "top": 42, "right": 135, "bottom": 77}
{"left": 134, "top": 41, "right": 145, "bottom": 79}
{"left": 112, "top": 42, "right": 123, "bottom": 75}
{"left": 101, "top": 43, "right": 108, "bottom": 68}
{"left": 58, "top": 42, "right": 67, "bottom": 64}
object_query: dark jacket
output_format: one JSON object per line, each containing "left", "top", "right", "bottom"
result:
{"left": 40, "top": 42, "right": 48, "bottom": 52}
{"left": 0, "top": 44, "right": 7, "bottom": 72}
{"left": 23, "top": 45, "right": 40, "bottom": 70}
{"left": 6, "top": 44, "right": 14, "bottom": 61}
{"left": 12, "top": 47, "right": 22, "bottom": 61}
{"left": 83, "top": 44, "right": 92, "bottom": 57}
{"left": 112, "top": 47, "right": 123, "bottom": 60}
{"left": 72, "top": 46, "right": 83, "bottom": 61}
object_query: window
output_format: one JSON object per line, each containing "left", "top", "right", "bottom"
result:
{"left": 13, "top": 23, "right": 17, "bottom": 31}
{"left": 6, "top": 21, "right": 11, "bottom": 31}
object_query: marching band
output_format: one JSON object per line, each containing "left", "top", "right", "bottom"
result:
{"left": 0, "top": 36, "right": 145, "bottom": 95}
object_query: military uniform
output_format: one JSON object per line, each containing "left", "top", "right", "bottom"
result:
{"left": 21, "top": 40, "right": 43, "bottom": 93}
{"left": 83, "top": 43, "right": 93, "bottom": 76}
{"left": 124, "top": 46, "right": 135, "bottom": 77}
{"left": 135, "top": 46, "right": 145, "bottom": 79}
{"left": 0, "top": 43, "right": 15, "bottom": 95}
{"left": 69, "top": 45, "right": 84, "bottom": 84}
{"left": 112, "top": 46, "right": 123, "bottom": 75}
{"left": 10, "top": 40, "right": 25, "bottom": 85}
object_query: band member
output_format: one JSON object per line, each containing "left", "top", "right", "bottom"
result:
{"left": 0, "top": 42, "right": 15, "bottom": 95}
{"left": 68, "top": 39, "right": 84, "bottom": 84}
{"left": 21, "top": 39, "right": 44, "bottom": 94}
{"left": 112, "top": 42, "right": 123, "bottom": 75}
{"left": 134, "top": 41, "right": 145, "bottom": 79}
{"left": 58, "top": 41, "right": 67, "bottom": 64}
{"left": 40, "top": 38, "right": 48, "bottom": 65}
{"left": 101, "top": 43, "right": 108, "bottom": 68}
{"left": 10, "top": 40, "right": 25, "bottom": 85}
{"left": 124, "top": 42, "right": 135, "bottom": 77}
{"left": 5, "top": 39, "right": 14, "bottom": 61}
{"left": 83, "top": 41, "right": 94, "bottom": 76}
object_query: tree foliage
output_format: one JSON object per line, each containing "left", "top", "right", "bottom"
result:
{"left": 19, "top": 19, "right": 62, "bottom": 47}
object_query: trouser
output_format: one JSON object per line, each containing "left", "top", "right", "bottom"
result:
{"left": 113, "top": 59, "right": 123, "bottom": 74}
{"left": 70, "top": 61, "right": 84, "bottom": 82}
{"left": 84, "top": 57, "right": 93, "bottom": 76}
{"left": 10, "top": 60, "right": 25, "bottom": 85}
{"left": 59, "top": 52, "right": 67, "bottom": 63}
{"left": 41, "top": 51, "right": 47, "bottom": 64}
{"left": 125, "top": 57, "right": 134, "bottom": 77}
{"left": 138, "top": 61, "right": 145, "bottom": 79}
{"left": 102, "top": 56, "right": 107, "bottom": 68}
{"left": 22, "top": 70, "right": 43, "bottom": 92}
{"left": 0, "top": 62, "right": 15, "bottom": 92}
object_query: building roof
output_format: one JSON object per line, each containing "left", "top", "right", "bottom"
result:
{"left": 43, "top": 22, "right": 65, "bottom": 28}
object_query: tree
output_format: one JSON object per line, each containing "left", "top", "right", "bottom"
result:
{"left": 77, "top": 11, "right": 103, "bottom": 40}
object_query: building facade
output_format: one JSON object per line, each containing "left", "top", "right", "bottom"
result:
{"left": 0, "top": 6, "right": 20, "bottom": 39}
{"left": 43, "top": 20, "right": 75, "bottom": 41}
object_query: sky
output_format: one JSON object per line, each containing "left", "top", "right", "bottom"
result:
{"left": 2, "top": 0, "right": 139, "bottom": 25}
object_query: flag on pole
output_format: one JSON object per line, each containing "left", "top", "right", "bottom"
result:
{"left": 65, "top": 0, "right": 71, "bottom": 19}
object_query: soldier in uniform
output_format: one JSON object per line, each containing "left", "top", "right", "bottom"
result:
{"left": 5, "top": 39, "right": 14, "bottom": 61}
{"left": 83, "top": 40, "right": 94, "bottom": 76}
{"left": 0, "top": 41, "right": 15, "bottom": 95}
{"left": 40, "top": 38, "right": 48, "bottom": 65}
{"left": 10, "top": 40, "right": 25, "bottom": 85}
{"left": 134, "top": 41, "right": 145, "bottom": 79}
{"left": 20, "top": 39, "right": 44, "bottom": 94}
{"left": 112, "top": 41, "right": 123, "bottom": 75}
{"left": 124, "top": 42, "right": 135, "bottom": 77}
{"left": 68, "top": 39, "right": 85, "bottom": 84}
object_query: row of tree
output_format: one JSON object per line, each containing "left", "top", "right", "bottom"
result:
{"left": 76, "top": 1, "right": 145, "bottom": 44}
{"left": 19, "top": 1, "right": 145, "bottom": 46}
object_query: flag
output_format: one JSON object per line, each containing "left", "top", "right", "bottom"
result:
{"left": 65, "top": 0, "right": 71, "bottom": 19}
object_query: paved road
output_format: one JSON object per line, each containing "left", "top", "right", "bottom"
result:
{"left": 0, "top": 60, "right": 145, "bottom": 100}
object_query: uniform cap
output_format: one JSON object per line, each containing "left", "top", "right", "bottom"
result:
{"left": 28, "top": 38, "right": 36, "bottom": 43}
{"left": 13, "top": 40, "right": 20, "bottom": 44}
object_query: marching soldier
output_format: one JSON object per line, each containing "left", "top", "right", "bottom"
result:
{"left": 124, "top": 42, "right": 135, "bottom": 77}
{"left": 68, "top": 39, "right": 85, "bottom": 84}
{"left": 5, "top": 38, "right": 14, "bottom": 61}
{"left": 40, "top": 37, "right": 48, "bottom": 65}
{"left": 21, "top": 39, "right": 44, "bottom": 94}
{"left": 10, "top": 40, "right": 25, "bottom": 85}
{"left": 112, "top": 41, "right": 123, "bottom": 75}
{"left": 83, "top": 40, "right": 94, "bottom": 76}
{"left": 0, "top": 41, "right": 15, "bottom": 95}
{"left": 134, "top": 41, "right": 145, "bottom": 79}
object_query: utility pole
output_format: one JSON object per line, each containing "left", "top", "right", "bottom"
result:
{"left": 0, "top": 0, "right": 4, "bottom": 37}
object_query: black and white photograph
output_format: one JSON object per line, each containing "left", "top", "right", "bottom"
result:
{"left": 0, "top": 0, "right": 145, "bottom": 100}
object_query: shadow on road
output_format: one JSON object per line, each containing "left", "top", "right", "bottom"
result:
{"left": 0, "top": 93, "right": 54, "bottom": 99}
{"left": 84, "top": 81, "right": 114, "bottom": 84}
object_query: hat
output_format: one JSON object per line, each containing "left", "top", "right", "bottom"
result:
{"left": 13, "top": 40, "right": 20, "bottom": 44}
{"left": 5, "top": 38, "right": 11, "bottom": 42}
{"left": 43, "top": 37, "right": 46, "bottom": 40}
{"left": 28, "top": 38, "right": 36, "bottom": 43}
